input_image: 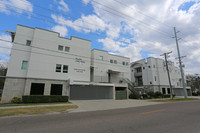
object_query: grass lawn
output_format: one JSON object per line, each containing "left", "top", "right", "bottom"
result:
{"left": 0, "top": 105, "right": 78, "bottom": 117}
{"left": 0, "top": 102, "right": 71, "bottom": 107}
{"left": 149, "top": 98, "right": 199, "bottom": 102}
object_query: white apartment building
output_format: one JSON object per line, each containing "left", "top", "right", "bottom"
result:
{"left": 131, "top": 57, "right": 191, "bottom": 96}
{"left": 1, "top": 25, "right": 131, "bottom": 103}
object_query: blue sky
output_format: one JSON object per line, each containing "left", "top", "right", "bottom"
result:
{"left": 0, "top": 0, "right": 200, "bottom": 74}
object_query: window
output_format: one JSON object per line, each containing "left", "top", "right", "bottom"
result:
{"left": 122, "top": 61, "right": 125, "bottom": 65}
{"left": 148, "top": 66, "right": 151, "bottom": 68}
{"left": 177, "top": 82, "right": 179, "bottom": 86}
{"left": 56, "top": 64, "right": 62, "bottom": 72}
{"left": 155, "top": 76, "right": 156, "bottom": 81}
{"left": 65, "top": 46, "right": 70, "bottom": 52}
{"left": 30, "top": 83, "right": 45, "bottom": 95}
{"left": 51, "top": 84, "right": 63, "bottom": 95}
{"left": 110, "top": 59, "right": 113, "bottom": 63}
{"left": 26, "top": 40, "right": 31, "bottom": 46}
{"left": 21, "top": 61, "right": 28, "bottom": 70}
{"left": 99, "top": 56, "right": 103, "bottom": 61}
{"left": 58, "top": 45, "right": 63, "bottom": 51}
{"left": 162, "top": 88, "right": 166, "bottom": 94}
{"left": 167, "top": 88, "right": 170, "bottom": 94}
{"left": 63, "top": 65, "right": 68, "bottom": 73}
{"left": 114, "top": 60, "right": 117, "bottom": 64}
{"left": 143, "top": 67, "right": 145, "bottom": 70}
{"left": 126, "top": 62, "right": 129, "bottom": 66}
{"left": 136, "top": 67, "right": 142, "bottom": 73}
{"left": 150, "top": 81, "right": 152, "bottom": 84}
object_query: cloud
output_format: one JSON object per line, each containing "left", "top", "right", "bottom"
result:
{"left": 51, "top": 25, "right": 68, "bottom": 37}
{"left": 0, "top": 34, "right": 12, "bottom": 61}
{"left": 51, "top": 14, "right": 107, "bottom": 33}
{"left": 0, "top": 0, "right": 33, "bottom": 14}
{"left": 51, "top": 0, "right": 200, "bottom": 74}
{"left": 58, "top": 0, "right": 70, "bottom": 13}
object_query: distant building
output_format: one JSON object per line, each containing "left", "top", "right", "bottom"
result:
{"left": 130, "top": 57, "right": 191, "bottom": 96}
{"left": 1, "top": 25, "right": 131, "bottom": 103}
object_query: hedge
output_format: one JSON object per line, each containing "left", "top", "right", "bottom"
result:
{"left": 22, "top": 95, "right": 68, "bottom": 103}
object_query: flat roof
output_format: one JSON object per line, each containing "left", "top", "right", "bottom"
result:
{"left": 17, "top": 24, "right": 91, "bottom": 42}
{"left": 92, "top": 49, "right": 130, "bottom": 59}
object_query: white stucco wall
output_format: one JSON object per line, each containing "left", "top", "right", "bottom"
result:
{"left": 91, "top": 49, "right": 130, "bottom": 83}
{"left": 7, "top": 25, "right": 91, "bottom": 82}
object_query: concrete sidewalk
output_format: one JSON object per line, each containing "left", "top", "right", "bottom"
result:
{"left": 70, "top": 99, "right": 162, "bottom": 113}
{"left": 0, "top": 103, "right": 74, "bottom": 109}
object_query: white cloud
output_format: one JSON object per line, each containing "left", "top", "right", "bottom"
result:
{"left": 51, "top": 0, "right": 200, "bottom": 74}
{"left": 0, "top": 0, "right": 33, "bottom": 14}
{"left": 58, "top": 0, "right": 69, "bottom": 13}
{"left": 51, "top": 14, "right": 107, "bottom": 33}
{"left": 0, "top": 34, "right": 12, "bottom": 61}
{"left": 51, "top": 25, "right": 68, "bottom": 37}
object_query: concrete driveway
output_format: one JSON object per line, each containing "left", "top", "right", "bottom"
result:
{"left": 70, "top": 99, "right": 161, "bottom": 112}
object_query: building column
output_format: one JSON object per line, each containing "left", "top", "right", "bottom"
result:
{"left": 44, "top": 81, "right": 51, "bottom": 95}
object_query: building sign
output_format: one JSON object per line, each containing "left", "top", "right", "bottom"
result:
{"left": 74, "top": 68, "right": 85, "bottom": 73}
{"left": 75, "top": 58, "right": 85, "bottom": 64}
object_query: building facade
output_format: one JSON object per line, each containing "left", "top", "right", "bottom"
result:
{"left": 1, "top": 25, "right": 130, "bottom": 103}
{"left": 131, "top": 57, "right": 191, "bottom": 96}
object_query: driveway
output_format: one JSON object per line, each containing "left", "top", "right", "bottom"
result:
{"left": 70, "top": 99, "right": 162, "bottom": 112}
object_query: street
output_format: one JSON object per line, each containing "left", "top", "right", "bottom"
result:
{"left": 0, "top": 100, "right": 200, "bottom": 133}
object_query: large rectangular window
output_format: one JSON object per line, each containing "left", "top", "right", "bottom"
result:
{"left": 65, "top": 46, "right": 70, "bottom": 52}
{"left": 63, "top": 65, "right": 68, "bottom": 73}
{"left": 114, "top": 60, "right": 117, "bottom": 64}
{"left": 122, "top": 62, "right": 125, "bottom": 65}
{"left": 51, "top": 84, "right": 63, "bottom": 95}
{"left": 26, "top": 40, "right": 31, "bottom": 46}
{"left": 30, "top": 83, "right": 45, "bottom": 95}
{"left": 99, "top": 56, "right": 103, "bottom": 61}
{"left": 58, "top": 45, "right": 63, "bottom": 51}
{"left": 56, "top": 64, "right": 62, "bottom": 72}
{"left": 21, "top": 61, "right": 28, "bottom": 70}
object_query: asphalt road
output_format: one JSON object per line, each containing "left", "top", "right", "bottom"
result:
{"left": 0, "top": 100, "right": 200, "bottom": 133}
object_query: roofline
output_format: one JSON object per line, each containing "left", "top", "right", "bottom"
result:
{"left": 92, "top": 49, "right": 130, "bottom": 59}
{"left": 17, "top": 24, "right": 91, "bottom": 42}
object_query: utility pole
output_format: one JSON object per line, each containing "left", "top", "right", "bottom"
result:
{"left": 173, "top": 27, "right": 188, "bottom": 98}
{"left": 161, "top": 51, "right": 173, "bottom": 99}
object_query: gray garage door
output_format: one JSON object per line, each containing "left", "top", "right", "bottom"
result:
{"left": 70, "top": 85, "right": 113, "bottom": 100}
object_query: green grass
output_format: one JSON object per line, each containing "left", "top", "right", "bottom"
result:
{"left": 0, "top": 102, "right": 71, "bottom": 107}
{"left": 0, "top": 105, "right": 78, "bottom": 117}
{"left": 149, "top": 98, "right": 199, "bottom": 102}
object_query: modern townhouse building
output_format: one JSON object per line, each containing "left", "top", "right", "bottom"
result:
{"left": 131, "top": 57, "right": 191, "bottom": 96}
{"left": 1, "top": 25, "right": 131, "bottom": 103}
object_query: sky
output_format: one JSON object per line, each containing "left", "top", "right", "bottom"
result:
{"left": 0, "top": 0, "right": 200, "bottom": 75}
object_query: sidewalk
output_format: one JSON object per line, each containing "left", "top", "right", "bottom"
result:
{"left": 0, "top": 103, "right": 74, "bottom": 110}
{"left": 70, "top": 99, "right": 162, "bottom": 112}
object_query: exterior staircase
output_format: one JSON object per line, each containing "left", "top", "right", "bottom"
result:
{"left": 121, "top": 78, "right": 139, "bottom": 95}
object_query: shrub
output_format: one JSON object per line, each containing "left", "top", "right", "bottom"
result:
{"left": 163, "top": 94, "right": 170, "bottom": 98}
{"left": 192, "top": 93, "right": 198, "bottom": 96}
{"left": 11, "top": 97, "right": 21, "bottom": 103}
{"left": 129, "top": 93, "right": 140, "bottom": 99}
{"left": 155, "top": 91, "right": 162, "bottom": 98}
{"left": 197, "top": 91, "right": 200, "bottom": 96}
{"left": 147, "top": 91, "right": 155, "bottom": 98}
{"left": 141, "top": 94, "right": 148, "bottom": 99}
{"left": 22, "top": 95, "right": 68, "bottom": 103}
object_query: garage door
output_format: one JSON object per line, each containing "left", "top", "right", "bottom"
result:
{"left": 70, "top": 85, "right": 114, "bottom": 100}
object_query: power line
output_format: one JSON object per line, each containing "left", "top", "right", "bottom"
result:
{"left": 14, "top": 0, "right": 172, "bottom": 38}
{"left": 111, "top": 0, "right": 172, "bottom": 28}
{"left": 89, "top": 0, "right": 173, "bottom": 38}
{"left": 15, "top": 0, "right": 136, "bottom": 39}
